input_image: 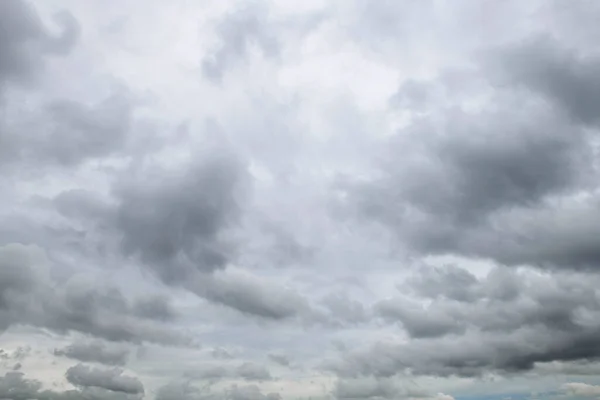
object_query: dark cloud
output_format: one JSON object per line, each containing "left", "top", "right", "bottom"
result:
{"left": 0, "top": 243, "right": 193, "bottom": 346}
{"left": 0, "top": 2, "right": 131, "bottom": 174}
{"left": 0, "top": 370, "right": 141, "bottom": 400}
{"left": 333, "top": 266, "right": 600, "bottom": 377}
{"left": 48, "top": 149, "right": 316, "bottom": 321}
{"left": 319, "top": 292, "right": 369, "bottom": 326}
{"left": 65, "top": 364, "right": 144, "bottom": 395}
{"left": 329, "top": 326, "right": 600, "bottom": 378}
{"left": 1, "top": 89, "right": 135, "bottom": 173}
{"left": 132, "top": 295, "right": 178, "bottom": 322}
{"left": 211, "top": 347, "right": 234, "bottom": 360}
{"left": 195, "top": 269, "right": 310, "bottom": 320}
{"left": 382, "top": 264, "right": 598, "bottom": 336}
{"left": 377, "top": 297, "right": 466, "bottom": 339}
{"left": 54, "top": 341, "right": 130, "bottom": 366}
{"left": 28, "top": 92, "right": 133, "bottom": 166}
{"left": 0, "top": 371, "right": 44, "bottom": 400}
{"left": 401, "top": 264, "right": 481, "bottom": 303}
{"left": 0, "top": 0, "right": 78, "bottom": 91}
{"left": 344, "top": 34, "right": 600, "bottom": 271}
{"left": 268, "top": 353, "right": 290, "bottom": 367}
{"left": 114, "top": 152, "right": 246, "bottom": 284}
{"left": 7, "top": 0, "right": 600, "bottom": 392}
{"left": 495, "top": 36, "right": 600, "bottom": 127}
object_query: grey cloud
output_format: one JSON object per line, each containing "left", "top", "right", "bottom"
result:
{"left": 353, "top": 101, "right": 585, "bottom": 242}
{"left": 0, "top": 0, "right": 78, "bottom": 91}
{"left": 332, "top": 274, "right": 600, "bottom": 378}
{"left": 114, "top": 152, "right": 246, "bottom": 284}
{"left": 51, "top": 149, "right": 315, "bottom": 321}
{"left": 377, "top": 297, "right": 466, "bottom": 339}
{"left": 108, "top": 150, "right": 313, "bottom": 320}
{"left": 256, "top": 221, "right": 315, "bottom": 269}
{"left": 1, "top": 90, "right": 135, "bottom": 174}
{"left": 399, "top": 264, "right": 521, "bottom": 305}
{"left": 195, "top": 269, "right": 310, "bottom": 320}
{"left": 236, "top": 362, "right": 271, "bottom": 381}
{"left": 40, "top": 279, "right": 191, "bottom": 346}
{"left": 54, "top": 340, "right": 130, "bottom": 366}
{"left": 0, "top": 0, "right": 132, "bottom": 175}
{"left": 183, "top": 361, "right": 271, "bottom": 382}
{"left": 0, "top": 371, "right": 43, "bottom": 400}
{"left": 183, "top": 364, "right": 229, "bottom": 381}
{"left": 0, "top": 371, "right": 141, "bottom": 400}
{"left": 401, "top": 264, "right": 481, "bottom": 303}
{"left": 0, "top": 243, "right": 193, "bottom": 346}
{"left": 536, "top": 361, "right": 600, "bottom": 376}
{"left": 268, "top": 353, "right": 290, "bottom": 367}
{"left": 201, "top": 3, "right": 280, "bottom": 83}
{"left": 31, "top": 93, "right": 133, "bottom": 166}
{"left": 132, "top": 295, "right": 177, "bottom": 322}
{"left": 211, "top": 347, "right": 235, "bottom": 360}
{"left": 65, "top": 364, "right": 144, "bottom": 395}
{"left": 345, "top": 34, "right": 600, "bottom": 271}
{"left": 43, "top": 10, "right": 81, "bottom": 55}
{"left": 155, "top": 381, "right": 215, "bottom": 400}
{"left": 376, "top": 265, "right": 600, "bottom": 341}
{"left": 3, "top": 90, "right": 134, "bottom": 171}
{"left": 320, "top": 293, "right": 369, "bottom": 326}
{"left": 495, "top": 36, "right": 600, "bottom": 127}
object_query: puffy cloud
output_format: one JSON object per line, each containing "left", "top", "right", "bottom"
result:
{"left": 329, "top": 265, "right": 600, "bottom": 377}
{"left": 344, "top": 34, "right": 600, "bottom": 273}
{"left": 113, "top": 152, "right": 247, "bottom": 283}
{"left": 0, "top": 370, "right": 141, "bottom": 400}
{"left": 561, "top": 382, "right": 600, "bottom": 397}
{"left": 65, "top": 364, "right": 144, "bottom": 395}
{"left": 0, "top": 243, "right": 192, "bottom": 346}
{"left": 195, "top": 268, "right": 311, "bottom": 320}
{"left": 54, "top": 341, "right": 130, "bottom": 366}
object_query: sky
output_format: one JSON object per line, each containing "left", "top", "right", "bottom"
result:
{"left": 2, "top": 0, "right": 600, "bottom": 399}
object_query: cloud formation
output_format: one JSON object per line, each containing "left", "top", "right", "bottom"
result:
{"left": 3, "top": 0, "right": 600, "bottom": 399}
{"left": 54, "top": 341, "right": 130, "bottom": 366}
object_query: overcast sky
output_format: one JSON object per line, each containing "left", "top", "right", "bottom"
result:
{"left": 2, "top": 1, "right": 600, "bottom": 399}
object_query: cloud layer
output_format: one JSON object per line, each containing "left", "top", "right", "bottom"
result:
{"left": 2, "top": 0, "right": 600, "bottom": 399}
